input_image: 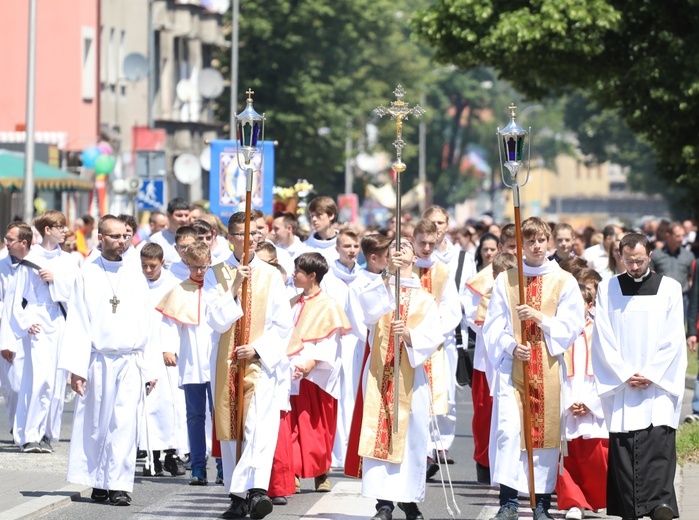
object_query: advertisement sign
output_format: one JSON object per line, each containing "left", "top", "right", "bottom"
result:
{"left": 208, "top": 140, "right": 274, "bottom": 221}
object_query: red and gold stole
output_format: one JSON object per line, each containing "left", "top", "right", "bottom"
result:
{"left": 211, "top": 262, "right": 274, "bottom": 441}
{"left": 415, "top": 262, "right": 450, "bottom": 415}
{"left": 504, "top": 267, "right": 569, "bottom": 449}
{"left": 358, "top": 285, "right": 434, "bottom": 464}
{"left": 286, "top": 290, "right": 351, "bottom": 356}
{"left": 563, "top": 318, "right": 595, "bottom": 378}
{"left": 156, "top": 277, "right": 203, "bottom": 325}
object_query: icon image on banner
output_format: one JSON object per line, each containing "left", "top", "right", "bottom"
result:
{"left": 220, "top": 152, "right": 263, "bottom": 209}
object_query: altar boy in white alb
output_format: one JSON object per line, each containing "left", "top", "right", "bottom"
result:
{"left": 592, "top": 233, "right": 686, "bottom": 520}
{"left": 483, "top": 217, "right": 584, "bottom": 520}
{"left": 59, "top": 215, "right": 163, "bottom": 507}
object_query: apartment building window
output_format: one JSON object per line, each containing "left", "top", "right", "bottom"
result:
{"left": 81, "top": 27, "right": 96, "bottom": 101}
{"left": 174, "top": 37, "right": 190, "bottom": 87}
{"left": 119, "top": 30, "right": 126, "bottom": 96}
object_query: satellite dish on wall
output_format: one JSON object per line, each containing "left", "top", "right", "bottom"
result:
{"left": 123, "top": 53, "right": 149, "bottom": 82}
{"left": 198, "top": 68, "right": 225, "bottom": 99}
{"left": 199, "top": 145, "right": 211, "bottom": 171}
{"left": 176, "top": 79, "right": 195, "bottom": 102}
{"left": 173, "top": 153, "right": 201, "bottom": 185}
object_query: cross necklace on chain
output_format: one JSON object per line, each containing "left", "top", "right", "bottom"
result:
{"left": 99, "top": 257, "right": 123, "bottom": 313}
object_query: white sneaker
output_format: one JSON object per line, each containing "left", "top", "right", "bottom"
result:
{"left": 565, "top": 507, "right": 583, "bottom": 520}
{"left": 684, "top": 413, "right": 699, "bottom": 423}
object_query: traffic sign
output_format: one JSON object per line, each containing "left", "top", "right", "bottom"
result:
{"left": 136, "top": 179, "right": 165, "bottom": 211}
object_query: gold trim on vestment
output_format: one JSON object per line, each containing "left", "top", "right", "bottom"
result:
{"left": 466, "top": 264, "right": 494, "bottom": 297}
{"left": 563, "top": 318, "right": 594, "bottom": 378}
{"left": 156, "top": 278, "right": 201, "bottom": 326}
{"left": 415, "top": 263, "right": 450, "bottom": 416}
{"left": 286, "top": 291, "right": 351, "bottom": 356}
{"left": 358, "top": 286, "right": 434, "bottom": 464}
{"left": 504, "top": 267, "right": 569, "bottom": 449}
{"left": 211, "top": 262, "right": 273, "bottom": 441}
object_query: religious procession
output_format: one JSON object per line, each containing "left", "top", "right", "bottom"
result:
{"left": 1, "top": 2, "right": 696, "bottom": 520}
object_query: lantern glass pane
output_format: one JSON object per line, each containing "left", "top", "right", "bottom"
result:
{"left": 252, "top": 122, "right": 260, "bottom": 147}
{"left": 516, "top": 136, "right": 524, "bottom": 162}
{"left": 506, "top": 137, "right": 517, "bottom": 161}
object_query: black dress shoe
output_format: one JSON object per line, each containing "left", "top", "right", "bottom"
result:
{"left": 108, "top": 490, "right": 132, "bottom": 506}
{"left": 248, "top": 491, "right": 273, "bottom": 519}
{"left": 476, "top": 462, "right": 491, "bottom": 485}
{"left": 163, "top": 453, "right": 186, "bottom": 476}
{"left": 136, "top": 450, "right": 147, "bottom": 460}
{"left": 271, "top": 496, "right": 287, "bottom": 505}
{"left": 652, "top": 503, "right": 674, "bottom": 520}
{"left": 371, "top": 507, "right": 393, "bottom": 520}
{"left": 91, "top": 488, "right": 109, "bottom": 502}
{"left": 397, "top": 502, "right": 424, "bottom": 520}
{"left": 426, "top": 457, "right": 440, "bottom": 480}
{"left": 221, "top": 495, "right": 249, "bottom": 519}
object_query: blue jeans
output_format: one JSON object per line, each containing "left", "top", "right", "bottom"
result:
{"left": 183, "top": 382, "right": 220, "bottom": 478}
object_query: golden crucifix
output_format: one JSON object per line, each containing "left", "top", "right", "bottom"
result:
{"left": 374, "top": 84, "right": 425, "bottom": 434}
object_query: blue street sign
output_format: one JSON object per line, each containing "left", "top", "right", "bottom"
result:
{"left": 136, "top": 179, "right": 165, "bottom": 211}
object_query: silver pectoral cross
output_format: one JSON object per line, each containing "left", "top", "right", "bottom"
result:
{"left": 109, "top": 295, "right": 120, "bottom": 313}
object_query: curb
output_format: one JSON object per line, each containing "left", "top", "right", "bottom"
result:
{"left": 3, "top": 484, "right": 91, "bottom": 520}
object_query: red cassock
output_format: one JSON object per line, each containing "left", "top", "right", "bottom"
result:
{"left": 471, "top": 368, "right": 493, "bottom": 467}
{"left": 555, "top": 437, "right": 608, "bottom": 511}
{"left": 343, "top": 340, "right": 371, "bottom": 478}
{"left": 267, "top": 411, "right": 296, "bottom": 498}
{"left": 289, "top": 378, "right": 337, "bottom": 478}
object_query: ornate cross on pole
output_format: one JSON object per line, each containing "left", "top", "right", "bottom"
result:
{"left": 109, "top": 295, "right": 120, "bottom": 313}
{"left": 374, "top": 84, "right": 425, "bottom": 434}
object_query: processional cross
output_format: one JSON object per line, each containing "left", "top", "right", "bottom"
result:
{"left": 374, "top": 84, "right": 425, "bottom": 434}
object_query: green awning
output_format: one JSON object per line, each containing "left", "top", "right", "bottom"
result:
{"left": 0, "top": 150, "right": 94, "bottom": 192}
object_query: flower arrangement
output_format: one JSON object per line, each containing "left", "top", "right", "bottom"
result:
{"left": 273, "top": 179, "right": 314, "bottom": 231}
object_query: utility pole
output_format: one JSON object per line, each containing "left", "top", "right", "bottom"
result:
{"left": 23, "top": 0, "right": 37, "bottom": 223}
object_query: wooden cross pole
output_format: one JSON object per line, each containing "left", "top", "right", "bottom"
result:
{"left": 374, "top": 84, "right": 425, "bottom": 434}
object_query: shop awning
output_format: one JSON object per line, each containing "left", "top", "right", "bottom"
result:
{"left": 0, "top": 150, "right": 93, "bottom": 192}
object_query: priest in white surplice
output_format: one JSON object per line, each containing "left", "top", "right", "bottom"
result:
{"left": 592, "top": 233, "right": 686, "bottom": 520}
{"left": 59, "top": 215, "right": 164, "bottom": 507}
{"left": 483, "top": 217, "right": 584, "bottom": 520}
{"left": 357, "top": 239, "right": 443, "bottom": 520}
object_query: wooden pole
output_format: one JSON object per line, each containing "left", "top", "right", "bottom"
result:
{"left": 235, "top": 168, "right": 253, "bottom": 462}
{"left": 513, "top": 203, "right": 536, "bottom": 508}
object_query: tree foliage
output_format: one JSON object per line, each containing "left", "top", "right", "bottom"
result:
{"left": 214, "top": 0, "right": 430, "bottom": 196}
{"left": 412, "top": 0, "right": 699, "bottom": 211}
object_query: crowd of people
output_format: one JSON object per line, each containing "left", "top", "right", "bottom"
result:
{"left": 0, "top": 196, "right": 690, "bottom": 520}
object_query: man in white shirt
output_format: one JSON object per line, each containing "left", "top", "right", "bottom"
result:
{"left": 304, "top": 196, "right": 339, "bottom": 263}
{"left": 582, "top": 225, "right": 616, "bottom": 273}
{"left": 271, "top": 211, "right": 306, "bottom": 282}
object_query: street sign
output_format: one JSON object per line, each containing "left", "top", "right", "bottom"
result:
{"left": 136, "top": 178, "right": 165, "bottom": 211}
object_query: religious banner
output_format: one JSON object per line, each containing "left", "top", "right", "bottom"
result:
{"left": 208, "top": 139, "right": 275, "bottom": 221}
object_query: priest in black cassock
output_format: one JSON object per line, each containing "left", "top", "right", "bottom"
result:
{"left": 592, "top": 233, "right": 686, "bottom": 520}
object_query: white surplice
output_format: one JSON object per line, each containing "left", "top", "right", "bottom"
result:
{"left": 359, "top": 275, "right": 443, "bottom": 503}
{"left": 415, "top": 256, "right": 463, "bottom": 452}
{"left": 483, "top": 260, "right": 584, "bottom": 495}
{"left": 204, "top": 254, "right": 294, "bottom": 496}
{"left": 0, "top": 245, "right": 78, "bottom": 445}
{"left": 138, "top": 269, "right": 187, "bottom": 452}
{"left": 304, "top": 232, "right": 339, "bottom": 263}
{"left": 0, "top": 256, "right": 23, "bottom": 426}
{"left": 591, "top": 273, "right": 687, "bottom": 432}
{"left": 59, "top": 256, "right": 163, "bottom": 493}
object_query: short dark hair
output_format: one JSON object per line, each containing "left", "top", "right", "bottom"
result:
{"left": 619, "top": 233, "right": 651, "bottom": 255}
{"left": 251, "top": 209, "right": 264, "bottom": 220}
{"left": 141, "top": 243, "right": 164, "bottom": 261}
{"left": 273, "top": 210, "right": 298, "bottom": 233}
{"left": 82, "top": 215, "right": 95, "bottom": 226}
{"left": 98, "top": 214, "right": 122, "bottom": 234}
{"left": 149, "top": 210, "right": 165, "bottom": 224}
{"left": 361, "top": 234, "right": 392, "bottom": 258}
{"left": 175, "top": 225, "right": 197, "bottom": 243}
{"left": 414, "top": 219, "right": 438, "bottom": 236}
{"left": 500, "top": 223, "right": 516, "bottom": 244}
{"left": 7, "top": 222, "right": 33, "bottom": 245}
{"left": 191, "top": 219, "right": 213, "bottom": 236}
{"left": 255, "top": 241, "right": 277, "bottom": 259}
{"left": 294, "top": 252, "right": 329, "bottom": 283}
{"left": 167, "top": 197, "right": 190, "bottom": 215}
{"left": 227, "top": 212, "right": 247, "bottom": 233}
{"left": 117, "top": 213, "right": 138, "bottom": 232}
{"left": 603, "top": 225, "right": 617, "bottom": 239}
{"left": 576, "top": 268, "right": 602, "bottom": 292}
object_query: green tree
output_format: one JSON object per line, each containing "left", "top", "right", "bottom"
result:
{"left": 214, "top": 0, "right": 430, "bottom": 196}
{"left": 412, "top": 0, "right": 699, "bottom": 210}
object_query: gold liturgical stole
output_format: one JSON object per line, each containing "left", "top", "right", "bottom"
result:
{"left": 466, "top": 264, "right": 494, "bottom": 297}
{"left": 415, "top": 262, "right": 450, "bottom": 416}
{"left": 286, "top": 291, "right": 351, "bottom": 356}
{"left": 358, "top": 286, "right": 434, "bottom": 464}
{"left": 563, "top": 318, "right": 595, "bottom": 378}
{"left": 211, "top": 262, "right": 274, "bottom": 441}
{"left": 156, "top": 278, "right": 202, "bottom": 326}
{"left": 504, "top": 267, "right": 568, "bottom": 450}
